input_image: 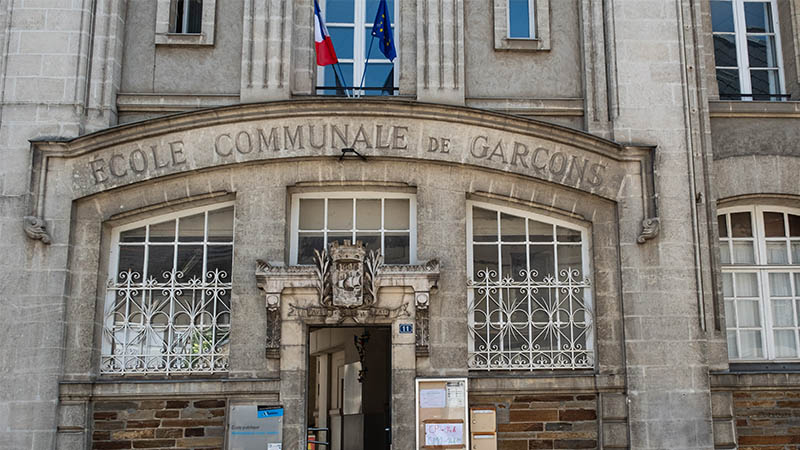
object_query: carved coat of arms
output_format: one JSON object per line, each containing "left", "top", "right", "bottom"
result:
{"left": 315, "top": 240, "right": 381, "bottom": 309}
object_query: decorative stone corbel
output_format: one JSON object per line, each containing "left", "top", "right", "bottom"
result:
{"left": 637, "top": 217, "right": 661, "bottom": 244}
{"left": 23, "top": 216, "right": 52, "bottom": 244}
{"left": 264, "top": 292, "right": 281, "bottom": 359}
{"left": 415, "top": 292, "right": 431, "bottom": 356}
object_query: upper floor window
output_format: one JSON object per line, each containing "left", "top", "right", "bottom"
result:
{"left": 172, "top": 0, "right": 202, "bottom": 33}
{"left": 719, "top": 206, "right": 800, "bottom": 361}
{"left": 711, "top": 0, "right": 786, "bottom": 100}
{"left": 317, "top": 0, "right": 397, "bottom": 96}
{"left": 467, "top": 202, "right": 594, "bottom": 370}
{"left": 101, "top": 203, "right": 234, "bottom": 375}
{"left": 508, "top": 0, "right": 535, "bottom": 39}
{"left": 290, "top": 193, "right": 415, "bottom": 265}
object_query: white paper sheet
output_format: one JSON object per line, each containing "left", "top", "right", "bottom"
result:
{"left": 419, "top": 388, "right": 447, "bottom": 408}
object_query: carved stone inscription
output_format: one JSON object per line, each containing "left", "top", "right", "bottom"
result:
{"left": 75, "top": 118, "right": 614, "bottom": 196}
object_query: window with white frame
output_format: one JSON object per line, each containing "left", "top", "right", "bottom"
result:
{"left": 719, "top": 206, "right": 800, "bottom": 361}
{"left": 467, "top": 203, "right": 594, "bottom": 370}
{"left": 155, "top": 0, "right": 216, "bottom": 46}
{"left": 101, "top": 203, "right": 234, "bottom": 375}
{"left": 317, "top": 0, "right": 397, "bottom": 95}
{"left": 508, "top": 0, "right": 535, "bottom": 39}
{"left": 711, "top": 0, "right": 786, "bottom": 100}
{"left": 172, "top": 0, "right": 202, "bottom": 33}
{"left": 493, "top": 0, "right": 550, "bottom": 51}
{"left": 290, "top": 193, "right": 415, "bottom": 265}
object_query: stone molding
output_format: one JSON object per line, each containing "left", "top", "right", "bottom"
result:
{"left": 117, "top": 93, "right": 240, "bottom": 113}
{"left": 708, "top": 100, "right": 800, "bottom": 118}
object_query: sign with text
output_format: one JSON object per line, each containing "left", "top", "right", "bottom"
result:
{"left": 424, "top": 421, "right": 464, "bottom": 447}
{"left": 228, "top": 404, "right": 283, "bottom": 450}
{"left": 416, "top": 378, "right": 469, "bottom": 450}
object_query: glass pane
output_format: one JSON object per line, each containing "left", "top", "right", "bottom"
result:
{"left": 328, "top": 232, "right": 352, "bottom": 247}
{"left": 508, "top": 0, "right": 531, "bottom": 38}
{"left": 713, "top": 34, "right": 739, "bottom": 67}
{"left": 207, "top": 207, "right": 234, "bottom": 242}
{"left": 472, "top": 207, "right": 498, "bottom": 242}
{"left": 774, "top": 330, "right": 797, "bottom": 358}
{"left": 322, "top": 63, "right": 353, "bottom": 94}
{"left": 731, "top": 212, "right": 753, "bottom": 237}
{"left": 732, "top": 241, "right": 755, "bottom": 264}
{"left": 365, "top": 0, "right": 395, "bottom": 23}
{"left": 739, "top": 330, "right": 763, "bottom": 359}
{"left": 792, "top": 243, "right": 800, "bottom": 265}
{"left": 727, "top": 331, "right": 738, "bottom": 359}
{"left": 744, "top": 1, "right": 773, "bottom": 33}
{"left": 117, "top": 245, "right": 145, "bottom": 278}
{"left": 716, "top": 69, "right": 741, "bottom": 98}
{"left": 363, "top": 63, "right": 394, "bottom": 95}
{"left": 750, "top": 69, "right": 780, "bottom": 96}
{"left": 557, "top": 226, "right": 581, "bottom": 243}
{"left": 328, "top": 27, "right": 354, "bottom": 60}
{"left": 187, "top": 0, "right": 202, "bottom": 33}
{"left": 473, "top": 244, "right": 499, "bottom": 281}
{"left": 772, "top": 299, "right": 794, "bottom": 327}
{"left": 747, "top": 35, "right": 777, "bottom": 68}
{"left": 206, "top": 245, "right": 233, "bottom": 282}
{"left": 710, "top": 1, "right": 735, "bottom": 32}
{"left": 724, "top": 299, "right": 736, "bottom": 326}
{"left": 789, "top": 215, "right": 800, "bottom": 237}
{"left": 529, "top": 245, "right": 555, "bottom": 281}
{"left": 557, "top": 245, "right": 582, "bottom": 281}
{"left": 356, "top": 199, "right": 381, "bottom": 229}
{"left": 720, "top": 242, "right": 732, "bottom": 264}
{"left": 723, "top": 272, "right": 734, "bottom": 297}
{"left": 737, "top": 300, "right": 760, "bottom": 327}
{"left": 355, "top": 233, "right": 380, "bottom": 254}
{"left": 769, "top": 272, "right": 792, "bottom": 296}
{"left": 501, "top": 244, "right": 527, "bottom": 281}
{"left": 120, "top": 226, "right": 146, "bottom": 243}
{"left": 149, "top": 220, "right": 175, "bottom": 242}
{"left": 176, "top": 245, "right": 203, "bottom": 282}
{"left": 328, "top": 199, "right": 353, "bottom": 230}
{"left": 298, "top": 233, "right": 324, "bottom": 265}
{"left": 384, "top": 199, "right": 409, "bottom": 230}
{"left": 384, "top": 233, "right": 409, "bottom": 264}
{"left": 299, "top": 199, "right": 324, "bottom": 230}
{"left": 148, "top": 245, "right": 175, "bottom": 282}
{"left": 325, "top": 0, "right": 354, "bottom": 23}
{"left": 764, "top": 212, "right": 786, "bottom": 237}
{"left": 735, "top": 272, "right": 759, "bottom": 297}
{"left": 528, "top": 219, "right": 553, "bottom": 242}
{"left": 767, "top": 242, "right": 789, "bottom": 264}
{"left": 501, "top": 213, "right": 526, "bottom": 242}
{"left": 178, "top": 213, "right": 205, "bottom": 242}
{"left": 718, "top": 215, "right": 728, "bottom": 238}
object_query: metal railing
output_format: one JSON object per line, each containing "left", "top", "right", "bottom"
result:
{"left": 307, "top": 427, "right": 330, "bottom": 448}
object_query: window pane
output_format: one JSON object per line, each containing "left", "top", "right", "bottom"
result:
{"left": 473, "top": 207, "right": 498, "bottom": 242}
{"left": 356, "top": 199, "right": 381, "bottom": 229}
{"left": 725, "top": 299, "right": 736, "bottom": 325}
{"left": 772, "top": 299, "right": 794, "bottom": 327}
{"left": 120, "top": 226, "right": 146, "bottom": 243}
{"left": 187, "top": 0, "right": 202, "bottom": 33}
{"left": 792, "top": 243, "right": 800, "bottom": 265}
{"left": 508, "top": 0, "right": 531, "bottom": 38}
{"left": 767, "top": 242, "right": 789, "bottom": 264}
{"left": 723, "top": 272, "right": 734, "bottom": 297}
{"left": 473, "top": 244, "right": 499, "bottom": 280}
{"left": 148, "top": 245, "right": 175, "bottom": 282}
{"left": 298, "top": 233, "right": 324, "bottom": 265}
{"left": 501, "top": 244, "right": 527, "bottom": 281}
{"left": 737, "top": 300, "right": 761, "bottom": 327}
{"left": 714, "top": 34, "right": 739, "bottom": 67}
{"left": 731, "top": 212, "right": 753, "bottom": 237}
{"left": 774, "top": 330, "right": 797, "bottom": 358}
{"left": 365, "top": 0, "right": 395, "bottom": 23}
{"left": 366, "top": 32, "right": 395, "bottom": 59}
{"left": 299, "top": 199, "right": 324, "bottom": 230}
{"left": 720, "top": 243, "right": 732, "bottom": 264}
{"left": 557, "top": 226, "right": 581, "bottom": 243}
{"left": 716, "top": 69, "right": 741, "bottom": 98}
{"left": 739, "top": 330, "right": 763, "bottom": 358}
{"left": 788, "top": 215, "right": 800, "bottom": 237}
{"left": 769, "top": 272, "right": 791, "bottom": 296}
{"left": 117, "top": 245, "right": 145, "bottom": 278}
{"left": 384, "top": 233, "right": 409, "bottom": 264}
{"left": 501, "top": 213, "right": 526, "bottom": 242}
{"left": 328, "top": 232, "right": 352, "bottom": 247}
{"left": 363, "top": 63, "right": 394, "bottom": 94}
{"left": 176, "top": 245, "right": 204, "bottom": 281}
{"left": 329, "top": 27, "right": 354, "bottom": 59}
{"left": 718, "top": 214, "right": 728, "bottom": 238}
{"left": 747, "top": 35, "right": 777, "bottom": 68}
{"left": 149, "top": 220, "right": 176, "bottom": 242}
{"left": 325, "top": 0, "right": 354, "bottom": 22}
{"left": 179, "top": 213, "right": 205, "bottom": 242}
{"left": 764, "top": 212, "right": 785, "bottom": 237}
{"left": 322, "top": 63, "right": 353, "bottom": 94}
{"left": 732, "top": 241, "right": 755, "bottom": 264}
{"left": 528, "top": 219, "right": 553, "bottom": 242}
{"left": 557, "top": 245, "right": 582, "bottom": 281}
{"left": 744, "top": 2, "right": 773, "bottom": 33}
{"left": 529, "top": 245, "right": 555, "bottom": 281}
{"left": 207, "top": 207, "right": 234, "bottom": 242}
{"left": 735, "top": 272, "right": 759, "bottom": 297}
{"left": 328, "top": 199, "right": 353, "bottom": 230}
{"left": 384, "top": 199, "right": 409, "bottom": 230}
{"left": 727, "top": 331, "right": 739, "bottom": 359}
{"left": 710, "top": 1, "right": 735, "bottom": 32}
{"left": 750, "top": 69, "right": 780, "bottom": 96}
{"left": 355, "top": 233, "right": 380, "bottom": 254}
{"left": 207, "top": 245, "right": 233, "bottom": 282}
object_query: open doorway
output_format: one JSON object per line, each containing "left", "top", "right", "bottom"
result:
{"left": 307, "top": 326, "right": 392, "bottom": 450}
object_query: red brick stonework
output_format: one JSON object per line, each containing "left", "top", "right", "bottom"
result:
{"left": 470, "top": 394, "right": 598, "bottom": 450}
{"left": 734, "top": 391, "right": 800, "bottom": 450}
{"left": 92, "top": 399, "right": 226, "bottom": 450}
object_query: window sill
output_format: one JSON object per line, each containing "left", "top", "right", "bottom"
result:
{"left": 708, "top": 100, "right": 800, "bottom": 118}
{"left": 155, "top": 32, "right": 213, "bottom": 46}
{"left": 495, "top": 37, "right": 550, "bottom": 52}
{"left": 711, "top": 368, "right": 800, "bottom": 389}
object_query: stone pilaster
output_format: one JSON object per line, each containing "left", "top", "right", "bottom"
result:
{"left": 241, "top": 0, "right": 293, "bottom": 102}
{"left": 416, "top": 0, "right": 464, "bottom": 105}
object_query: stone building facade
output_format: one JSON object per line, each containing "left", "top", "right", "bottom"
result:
{"left": 1, "top": 0, "right": 800, "bottom": 449}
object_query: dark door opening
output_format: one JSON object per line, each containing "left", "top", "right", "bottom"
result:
{"left": 307, "top": 326, "right": 391, "bottom": 450}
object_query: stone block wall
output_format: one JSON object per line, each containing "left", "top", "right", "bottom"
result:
{"left": 470, "top": 393, "right": 598, "bottom": 450}
{"left": 92, "top": 399, "right": 226, "bottom": 449}
{"left": 733, "top": 390, "right": 800, "bottom": 449}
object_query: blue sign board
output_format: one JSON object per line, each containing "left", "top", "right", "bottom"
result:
{"left": 257, "top": 407, "right": 284, "bottom": 418}
{"left": 399, "top": 323, "right": 413, "bottom": 334}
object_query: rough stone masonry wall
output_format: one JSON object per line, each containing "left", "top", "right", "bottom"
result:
{"left": 92, "top": 399, "right": 226, "bottom": 449}
{"left": 733, "top": 391, "right": 800, "bottom": 449}
{"left": 470, "top": 393, "right": 598, "bottom": 450}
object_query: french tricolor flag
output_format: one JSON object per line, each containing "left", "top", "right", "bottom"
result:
{"left": 314, "top": 0, "right": 338, "bottom": 66}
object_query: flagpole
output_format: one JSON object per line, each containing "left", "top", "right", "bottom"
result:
{"left": 358, "top": 36, "right": 376, "bottom": 98}
{"left": 333, "top": 62, "right": 352, "bottom": 98}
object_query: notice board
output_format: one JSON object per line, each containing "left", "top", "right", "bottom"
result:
{"left": 416, "top": 378, "right": 469, "bottom": 449}
{"left": 228, "top": 404, "right": 283, "bottom": 450}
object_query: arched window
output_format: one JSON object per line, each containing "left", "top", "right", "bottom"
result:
{"left": 467, "top": 202, "right": 594, "bottom": 370}
{"left": 101, "top": 203, "right": 234, "bottom": 375}
{"left": 719, "top": 206, "right": 800, "bottom": 360}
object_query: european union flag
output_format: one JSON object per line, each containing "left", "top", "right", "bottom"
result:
{"left": 371, "top": 0, "right": 396, "bottom": 61}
